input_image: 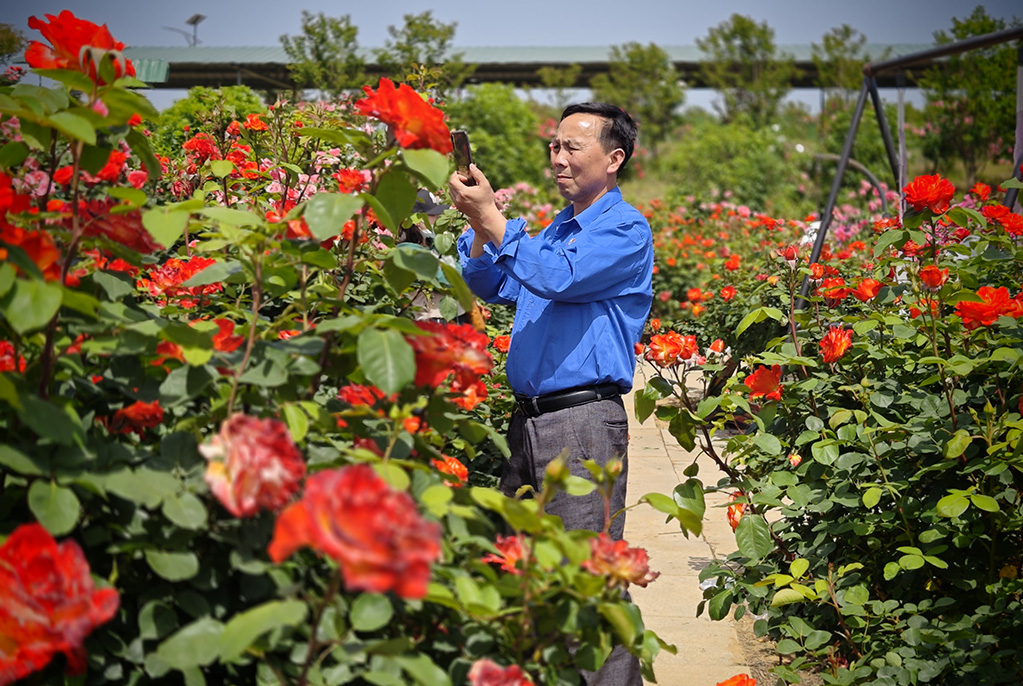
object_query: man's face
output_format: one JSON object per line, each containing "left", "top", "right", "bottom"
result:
{"left": 549, "top": 113, "right": 617, "bottom": 205}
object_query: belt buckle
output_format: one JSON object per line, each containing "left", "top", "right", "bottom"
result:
{"left": 530, "top": 397, "right": 541, "bottom": 417}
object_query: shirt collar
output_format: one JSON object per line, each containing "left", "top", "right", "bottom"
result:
{"left": 552, "top": 187, "right": 623, "bottom": 232}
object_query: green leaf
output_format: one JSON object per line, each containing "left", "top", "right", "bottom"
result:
{"left": 873, "top": 229, "right": 909, "bottom": 258}
{"left": 351, "top": 593, "right": 394, "bottom": 632}
{"left": 439, "top": 262, "right": 475, "bottom": 313}
{"left": 160, "top": 365, "right": 215, "bottom": 406}
{"left": 126, "top": 127, "right": 162, "bottom": 178}
{"left": 304, "top": 192, "right": 363, "bottom": 241}
{"left": 142, "top": 209, "right": 188, "bottom": 248}
{"left": 219, "top": 600, "right": 307, "bottom": 662}
{"left": 1, "top": 278, "right": 62, "bottom": 334}
{"left": 17, "top": 395, "right": 80, "bottom": 446}
{"left": 776, "top": 638, "right": 803, "bottom": 654}
{"left": 752, "top": 433, "right": 782, "bottom": 455}
{"left": 944, "top": 429, "right": 972, "bottom": 459}
{"left": 390, "top": 244, "right": 441, "bottom": 282}
{"left": 402, "top": 149, "right": 450, "bottom": 189}
{"left": 0, "top": 375, "right": 21, "bottom": 410}
{"left": 181, "top": 260, "right": 241, "bottom": 287}
{"left": 47, "top": 111, "right": 96, "bottom": 145}
{"left": 0, "top": 141, "right": 30, "bottom": 169}
{"left": 145, "top": 550, "right": 200, "bottom": 581}
{"left": 862, "top": 487, "right": 882, "bottom": 509}
{"left": 357, "top": 328, "right": 415, "bottom": 395}
{"left": 31, "top": 68, "right": 96, "bottom": 93}
{"left": 282, "top": 404, "right": 309, "bottom": 443}
{"left": 598, "top": 602, "right": 644, "bottom": 645}
{"left": 210, "top": 160, "right": 234, "bottom": 178}
{"left": 672, "top": 479, "right": 706, "bottom": 519}
{"left": 374, "top": 169, "right": 417, "bottom": 230}
{"left": 970, "top": 494, "right": 999, "bottom": 512}
{"left": 0, "top": 263, "right": 14, "bottom": 298}
{"left": 771, "top": 588, "right": 808, "bottom": 608}
{"left": 156, "top": 617, "right": 225, "bottom": 670}
{"left": 200, "top": 206, "right": 263, "bottom": 227}
{"left": 936, "top": 492, "right": 969, "bottom": 518}
{"left": 735, "top": 513, "right": 773, "bottom": 560}
{"left": 707, "top": 588, "right": 733, "bottom": 621}
{"left": 789, "top": 558, "right": 809, "bottom": 579}
{"left": 395, "top": 654, "right": 452, "bottom": 686}
{"left": 28, "top": 480, "right": 80, "bottom": 535}
{"left": 162, "top": 493, "right": 208, "bottom": 530}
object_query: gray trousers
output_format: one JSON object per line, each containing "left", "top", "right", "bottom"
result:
{"left": 503, "top": 396, "right": 644, "bottom": 686}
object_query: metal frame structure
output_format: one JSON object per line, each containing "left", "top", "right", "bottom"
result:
{"left": 800, "top": 25, "right": 1023, "bottom": 306}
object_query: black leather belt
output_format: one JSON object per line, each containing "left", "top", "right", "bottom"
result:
{"left": 513, "top": 383, "right": 622, "bottom": 418}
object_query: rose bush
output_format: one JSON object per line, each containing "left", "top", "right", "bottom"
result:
{"left": 639, "top": 173, "right": 1023, "bottom": 683}
{"left": 0, "top": 11, "right": 673, "bottom": 685}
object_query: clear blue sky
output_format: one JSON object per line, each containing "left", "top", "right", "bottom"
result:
{"left": 4, "top": 0, "right": 1019, "bottom": 50}
{"left": 3, "top": 1, "right": 1020, "bottom": 110}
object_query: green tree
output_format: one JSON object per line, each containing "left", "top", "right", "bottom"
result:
{"left": 0, "top": 23, "right": 25, "bottom": 67}
{"left": 374, "top": 11, "right": 474, "bottom": 97}
{"left": 280, "top": 11, "right": 366, "bottom": 100}
{"left": 812, "top": 24, "right": 879, "bottom": 104}
{"left": 696, "top": 14, "right": 798, "bottom": 128}
{"left": 918, "top": 5, "right": 1021, "bottom": 186}
{"left": 537, "top": 63, "right": 582, "bottom": 112}
{"left": 444, "top": 83, "right": 547, "bottom": 190}
{"left": 150, "top": 85, "right": 266, "bottom": 157}
{"left": 589, "top": 43, "right": 685, "bottom": 153}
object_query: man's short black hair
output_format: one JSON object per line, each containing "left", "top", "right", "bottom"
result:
{"left": 560, "top": 102, "right": 637, "bottom": 170}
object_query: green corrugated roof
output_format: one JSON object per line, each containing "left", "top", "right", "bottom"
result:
{"left": 124, "top": 43, "right": 930, "bottom": 65}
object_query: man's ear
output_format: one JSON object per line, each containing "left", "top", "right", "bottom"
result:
{"left": 607, "top": 148, "right": 626, "bottom": 175}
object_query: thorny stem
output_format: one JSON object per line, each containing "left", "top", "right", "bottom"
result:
{"left": 227, "top": 255, "right": 263, "bottom": 415}
{"left": 826, "top": 564, "right": 864, "bottom": 658}
{"left": 37, "top": 138, "right": 84, "bottom": 399}
{"left": 295, "top": 572, "right": 341, "bottom": 686}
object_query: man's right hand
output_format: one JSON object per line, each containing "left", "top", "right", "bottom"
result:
{"left": 448, "top": 165, "right": 508, "bottom": 253}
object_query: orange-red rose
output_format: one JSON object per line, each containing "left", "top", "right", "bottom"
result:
{"left": 819, "top": 326, "right": 853, "bottom": 364}
{"left": 493, "top": 334, "right": 511, "bottom": 352}
{"left": 717, "top": 675, "right": 756, "bottom": 686}
{"left": 481, "top": 534, "right": 527, "bottom": 576}
{"left": 726, "top": 491, "right": 746, "bottom": 532}
{"left": 200, "top": 413, "right": 307, "bottom": 518}
{"left": 355, "top": 78, "right": 453, "bottom": 154}
{"left": 744, "top": 365, "right": 783, "bottom": 401}
{"left": 955, "top": 286, "right": 1017, "bottom": 330}
{"left": 0, "top": 523, "right": 120, "bottom": 682}
{"left": 100, "top": 399, "right": 164, "bottom": 435}
{"left": 851, "top": 278, "right": 882, "bottom": 302}
{"left": 268, "top": 463, "right": 441, "bottom": 598}
{"left": 25, "top": 11, "right": 135, "bottom": 85}
{"left": 582, "top": 533, "right": 660, "bottom": 589}
{"left": 903, "top": 174, "right": 955, "bottom": 214}
{"left": 918, "top": 265, "right": 948, "bottom": 291}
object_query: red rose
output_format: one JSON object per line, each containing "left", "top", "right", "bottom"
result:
{"left": 717, "top": 675, "right": 757, "bottom": 686}
{"left": 100, "top": 399, "right": 164, "bottom": 435}
{"left": 819, "top": 326, "right": 853, "bottom": 364}
{"left": 851, "top": 278, "right": 882, "bottom": 302}
{"left": 903, "top": 174, "right": 955, "bottom": 214}
{"left": 493, "top": 334, "right": 511, "bottom": 353}
{"left": 432, "top": 454, "right": 468, "bottom": 486}
{"left": 0, "top": 523, "right": 119, "bottom": 682}
{"left": 201, "top": 413, "right": 307, "bottom": 518}
{"left": 0, "top": 224, "right": 62, "bottom": 282}
{"left": 468, "top": 659, "right": 535, "bottom": 686}
{"left": 268, "top": 464, "right": 441, "bottom": 599}
{"left": 355, "top": 78, "right": 453, "bottom": 154}
{"left": 726, "top": 491, "right": 746, "bottom": 532}
{"left": 816, "top": 277, "right": 852, "bottom": 306}
{"left": 25, "top": 11, "right": 135, "bottom": 85}
{"left": 0, "top": 340, "right": 26, "bottom": 372}
{"left": 918, "top": 265, "right": 948, "bottom": 291}
{"left": 744, "top": 365, "right": 783, "bottom": 401}
{"left": 720, "top": 285, "right": 737, "bottom": 301}
{"left": 406, "top": 321, "right": 494, "bottom": 402}
{"left": 582, "top": 533, "right": 660, "bottom": 589}
{"left": 481, "top": 534, "right": 526, "bottom": 576}
{"left": 242, "top": 113, "right": 268, "bottom": 131}
{"left": 955, "top": 286, "right": 1014, "bottom": 330}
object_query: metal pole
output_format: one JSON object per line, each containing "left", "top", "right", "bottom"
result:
{"left": 797, "top": 78, "right": 871, "bottom": 308}
{"left": 897, "top": 72, "right": 907, "bottom": 223}
{"left": 867, "top": 76, "right": 900, "bottom": 188}
{"left": 1008, "top": 45, "right": 1023, "bottom": 212}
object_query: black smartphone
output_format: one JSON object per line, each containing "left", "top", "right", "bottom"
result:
{"left": 450, "top": 130, "right": 476, "bottom": 186}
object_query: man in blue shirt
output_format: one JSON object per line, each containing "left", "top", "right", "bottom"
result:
{"left": 449, "top": 102, "right": 652, "bottom": 685}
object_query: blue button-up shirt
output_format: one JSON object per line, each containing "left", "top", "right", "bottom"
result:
{"left": 457, "top": 187, "right": 653, "bottom": 396}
